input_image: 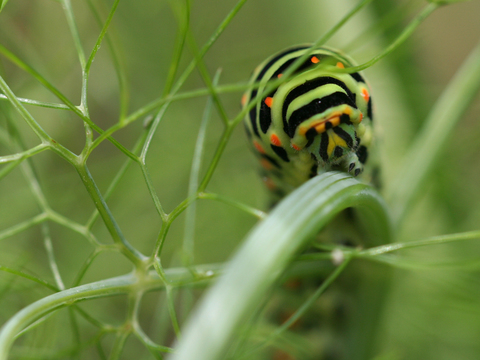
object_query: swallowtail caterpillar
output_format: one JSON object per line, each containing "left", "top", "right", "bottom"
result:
{"left": 242, "top": 46, "right": 373, "bottom": 198}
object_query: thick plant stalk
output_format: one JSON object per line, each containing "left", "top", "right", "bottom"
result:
{"left": 169, "top": 172, "right": 391, "bottom": 360}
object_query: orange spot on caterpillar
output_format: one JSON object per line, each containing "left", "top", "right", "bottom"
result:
{"left": 359, "top": 113, "right": 363, "bottom": 122}
{"left": 253, "top": 140, "right": 265, "bottom": 154}
{"left": 361, "top": 88, "right": 370, "bottom": 102}
{"left": 277, "top": 73, "right": 283, "bottom": 78}
{"left": 291, "top": 143, "right": 302, "bottom": 151}
{"left": 336, "top": 62, "right": 345, "bottom": 69}
{"left": 241, "top": 94, "right": 247, "bottom": 106}
{"left": 264, "top": 97, "right": 273, "bottom": 108}
{"left": 311, "top": 56, "right": 320, "bottom": 64}
{"left": 270, "top": 133, "right": 281, "bottom": 146}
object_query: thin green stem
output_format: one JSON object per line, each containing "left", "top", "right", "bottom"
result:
{"left": 133, "top": 324, "right": 172, "bottom": 358}
{"left": 361, "top": 230, "right": 480, "bottom": 257}
{"left": 75, "top": 164, "right": 145, "bottom": 264}
{"left": 136, "top": 106, "right": 169, "bottom": 222}
{"left": 137, "top": 0, "right": 247, "bottom": 166}
{"left": 151, "top": 220, "right": 172, "bottom": 262}
{"left": 340, "top": 2, "right": 440, "bottom": 73}
{"left": 19, "top": 158, "right": 50, "bottom": 212}
{"left": 199, "top": 192, "right": 266, "bottom": 220}
{"left": 294, "top": 252, "right": 337, "bottom": 262}
{"left": 165, "top": 286, "right": 181, "bottom": 339}
{"left": 0, "top": 74, "right": 77, "bottom": 163}
{"left": 42, "top": 223, "right": 65, "bottom": 291}
{"left": 106, "top": 294, "right": 140, "bottom": 360}
{"left": 96, "top": 336, "right": 108, "bottom": 360}
{"left": 0, "top": 45, "right": 137, "bottom": 159}
{"left": 240, "top": 256, "right": 353, "bottom": 358}
{"left": 167, "top": 0, "right": 248, "bottom": 97}
{"left": 361, "top": 254, "right": 480, "bottom": 271}
{"left": 139, "top": 162, "right": 167, "bottom": 221}
{"left": 0, "top": 76, "right": 57, "bottom": 150}
{"left": 13, "top": 312, "right": 60, "bottom": 342}
{"left": 312, "top": 0, "right": 376, "bottom": 48}
{"left": 0, "top": 143, "right": 49, "bottom": 164}
{"left": 131, "top": 289, "right": 173, "bottom": 358}
{"left": 153, "top": 260, "right": 182, "bottom": 339}
{"left": 0, "top": 94, "right": 71, "bottom": 109}
{"left": 150, "top": 195, "right": 196, "bottom": 260}
{"left": 0, "top": 43, "right": 84, "bottom": 119}
{"left": 68, "top": 308, "right": 82, "bottom": 358}
{"left": 83, "top": 0, "right": 121, "bottom": 118}
{"left": 120, "top": 82, "right": 249, "bottom": 128}
{"left": 86, "top": 130, "right": 147, "bottom": 229}
{"left": 183, "top": 69, "right": 221, "bottom": 265}
{"left": 0, "top": 265, "right": 59, "bottom": 292}
{"left": 0, "top": 161, "right": 19, "bottom": 180}
{"left": 87, "top": 0, "right": 130, "bottom": 121}
{"left": 343, "top": 0, "right": 414, "bottom": 53}
{"left": 186, "top": 32, "right": 229, "bottom": 126}
{"left": 282, "top": 256, "right": 353, "bottom": 330}
{"left": 0, "top": 213, "right": 48, "bottom": 241}
{"left": 74, "top": 306, "right": 107, "bottom": 329}
{"left": 198, "top": 124, "right": 234, "bottom": 192}
{"left": 92, "top": 0, "right": 248, "bottom": 142}
{"left": 46, "top": 209, "right": 100, "bottom": 247}
{"left": 71, "top": 249, "right": 105, "bottom": 287}
{"left": 85, "top": 0, "right": 120, "bottom": 75}
{"left": 62, "top": 0, "right": 87, "bottom": 70}
{"left": 108, "top": 327, "right": 131, "bottom": 360}
{"left": 163, "top": 0, "right": 189, "bottom": 97}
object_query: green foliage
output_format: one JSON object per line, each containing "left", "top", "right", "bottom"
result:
{"left": 0, "top": 0, "right": 480, "bottom": 359}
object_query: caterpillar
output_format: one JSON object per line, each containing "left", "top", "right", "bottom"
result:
{"left": 242, "top": 45, "right": 373, "bottom": 198}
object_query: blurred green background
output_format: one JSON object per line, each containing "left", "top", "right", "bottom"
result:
{"left": 1, "top": 0, "right": 480, "bottom": 359}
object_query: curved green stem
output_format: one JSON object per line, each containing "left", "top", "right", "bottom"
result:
{"left": 169, "top": 172, "right": 391, "bottom": 360}
{"left": 0, "top": 264, "right": 221, "bottom": 360}
{"left": 0, "top": 274, "right": 136, "bottom": 360}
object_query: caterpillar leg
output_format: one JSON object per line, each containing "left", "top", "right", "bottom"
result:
{"left": 345, "top": 152, "right": 363, "bottom": 177}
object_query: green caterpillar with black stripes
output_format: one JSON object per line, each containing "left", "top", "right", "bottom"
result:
{"left": 243, "top": 45, "right": 373, "bottom": 198}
